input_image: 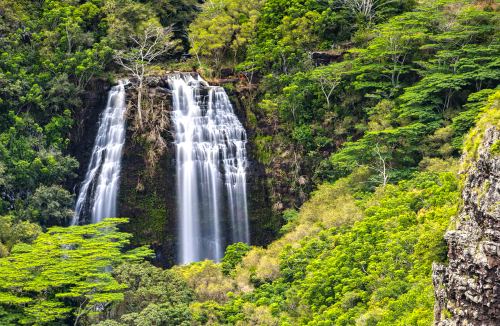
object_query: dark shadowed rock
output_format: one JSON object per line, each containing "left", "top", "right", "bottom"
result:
{"left": 156, "top": 87, "right": 171, "bottom": 95}
{"left": 146, "top": 75, "right": 161, "bottom": 87}
{"left": 219, "top": 67, "right": 234, "bottom": 78}
{"left": 128, "top": 76, "right": 139, "bottom": 85}
{"left": 311, "top": 51, "right": 347, "bottom": 65}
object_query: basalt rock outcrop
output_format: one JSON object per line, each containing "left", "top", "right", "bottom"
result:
{"left": 433, "top": 126, "right": 500, "bottom": 326}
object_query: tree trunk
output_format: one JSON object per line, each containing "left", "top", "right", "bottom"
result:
{"left": 137, "top": 81, "right": 144, "bottom": 130}
{"left": 74, "top": 304, "right": 88, "bottom": 326}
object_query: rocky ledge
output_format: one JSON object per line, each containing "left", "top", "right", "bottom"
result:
{"left": 433, "top": 126, "right": 500, "bottom": 326}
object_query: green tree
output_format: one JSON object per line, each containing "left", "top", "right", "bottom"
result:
{"left": 101, "top": 0, "right": 157, "bottom": 48}
{"left": 336, "top": 0, "right": 389, "bottom": 23}
{"left": 114, "top": 22, "right": 180, "bottom": 129}
{"left": 98, "top": 262, "right": 195, "bottom": 325}
{"left": 187, "top": 0, "right": 266, "bottom": 67}
{"left": 0, "top": 112, "right": 78, "bottom": 191}
{"left": 331, "top": 124, "right": 417, "bottom": 187}
{"left": 221, "top": 242, "right": 252, "bottom": 275}
{"left": 0, "top": 218, "right": 153, "bottom": 325}
{"left": 350, "top": 13, "right": 427, "bottom": 99}
{"left": 398, "top": 7, "right": 500, "bottom": 131}
{"left": 311, "top": 62, "right": 348, "bottom": 107}
{"left": 15, "top": 185, "right": 74, "bottom": 226}
{"left": 142, "top": 0, "right": 199, "bottom": 30}
{"left": 0, "top": 162, "right": 13, "bottom": 191}
{"left": 451, "top": 88, "right": 498, "bottom": 149}
{"left": 0, "top": 215, "right": 41, "bottom": 258}
{"left": 44, "top": 110, "right": 73, "bottom": 149}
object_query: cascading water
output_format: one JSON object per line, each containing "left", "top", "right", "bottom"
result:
{"left": 169, "top": 74, "right": 250, "bottom": 264}
{"left": 73, "top": 80, "right": 128, "bottom": 225}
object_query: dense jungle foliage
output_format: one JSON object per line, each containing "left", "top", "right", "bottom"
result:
{"left": 0, "top": 0, "right": 499, "bottom": 324}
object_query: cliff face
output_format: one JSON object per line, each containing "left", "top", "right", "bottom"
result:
{"left": 66, "top": 77, "right": 112, "bottom": 202}
{"left": 219, "top": 79, "right": 314, "bottom": 218}
{"left": 66, "top": 72, "right": 286, "bottom": 267}
{"left": 115, "top": 74, "right": 278, "bottom": 267}
{"left": 112, "top": 76, "right": 177, "bottom": 267}
{"left": 433, "top": 126, "right": 500, "bottom": 326}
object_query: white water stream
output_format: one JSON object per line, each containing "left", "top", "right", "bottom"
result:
{"left": 169, "top": 74, "right": 250, "bottom": 264}
{"left": 73, "top": 80, "right": 127, "bottom": 225}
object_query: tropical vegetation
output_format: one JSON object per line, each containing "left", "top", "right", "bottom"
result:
{"left": 0, "top": 0, "right": 499, "bottom": 324}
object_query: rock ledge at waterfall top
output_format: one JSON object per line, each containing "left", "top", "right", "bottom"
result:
{"left": 433, "top": 126, "right": 500, "bottom": 326}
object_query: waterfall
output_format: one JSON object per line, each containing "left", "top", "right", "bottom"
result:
{"left": 73, "top": 80, "right": 127, "bottom": 225}
{"left": 169, "top": 74, "right": 250, "bottom": 264}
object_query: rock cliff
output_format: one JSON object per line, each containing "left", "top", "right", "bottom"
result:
{"left": 115, "top": 74, "right": 278, "bottom": 267}
{"left": 433, "top": 125, "right": 500, "bottom": 326}
{"left": 66, "top": 77, "right": 112, "bottom": 203}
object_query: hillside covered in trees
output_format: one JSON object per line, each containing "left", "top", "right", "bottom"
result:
{"left": 1, "top": 0, "right": 500, "bottom": 324}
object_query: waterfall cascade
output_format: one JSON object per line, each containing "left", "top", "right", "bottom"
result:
{"left": 73, "top": 80, "right": 128, "bottom": 225}
{"left": 169, "top": 74, "right": 250, "bottom": 264}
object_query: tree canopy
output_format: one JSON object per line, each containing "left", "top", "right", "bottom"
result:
{"left": 0, "top": 218, "right": 153, "bottom": 325}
